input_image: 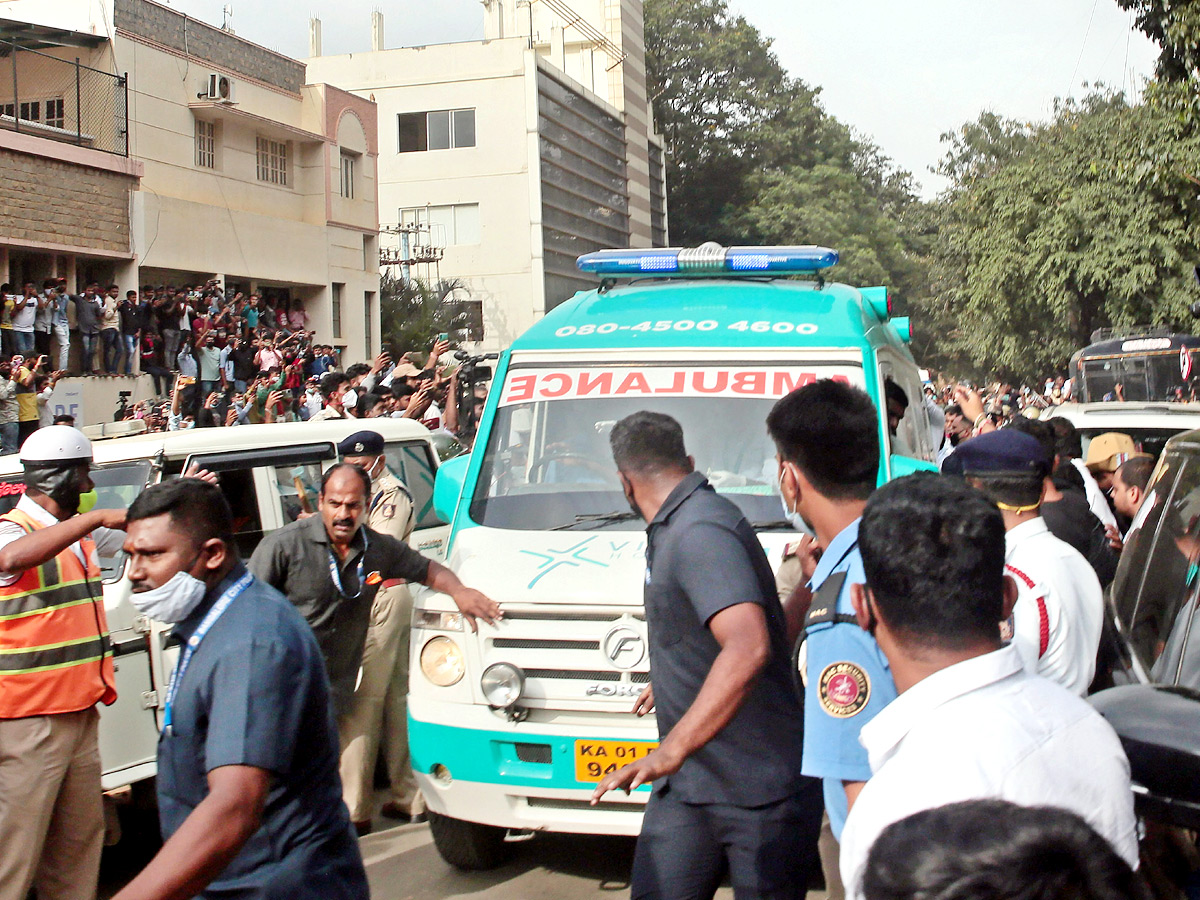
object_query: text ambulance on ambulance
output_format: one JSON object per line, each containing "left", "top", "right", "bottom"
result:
{"left": 415, "top": 243, "right": 934, "bottom": 869}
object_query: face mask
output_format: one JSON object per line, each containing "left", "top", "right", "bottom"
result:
{"left": 77, "top": 490, "right": 97, "bottom": 515}
{"left": 777, "top": 467, "right": 813, "bottom": 534}
{"left": 343, "top": 389, "right": 358, "bottom": 409}
{"left": 26, "top": 465, "right": 87, "bottom": 516}
{"left": 130, "top": 565, "right": 208, "bottom": 624}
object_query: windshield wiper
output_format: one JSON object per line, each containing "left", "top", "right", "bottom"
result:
{"left": 749, "top": 519, "right": 795, "bottom": 531}
{"left": 550, "top": 511, "right": 642, "bottom": 531}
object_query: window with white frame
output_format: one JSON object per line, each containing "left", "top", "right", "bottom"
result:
{"left": 399, "top": 203, "right": 481, "bottom": 246}
{"left": 195, "top": 120, "right": 216, "bottom": 169}
{"left": 397, "top": 109, "right": 476, "bottom": 153}
{"left": 256, "top": 137, "right": 289, "bottom": 186}
{"left": 2, "top": 98, "right": 65, "bottom": 128}
{"left": 339, "top": 152, "right": 355, "bottom": 199}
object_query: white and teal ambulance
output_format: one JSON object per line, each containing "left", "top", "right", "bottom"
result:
{"left": 412, "top": 244, "right": 934, "bottom": 868}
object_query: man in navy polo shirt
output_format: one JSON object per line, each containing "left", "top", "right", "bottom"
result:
{"left": 594, "top": 411, "right": 821, "bottom": 900}
{"left": 113, "top": 479, "right": 367, "bottom": 900}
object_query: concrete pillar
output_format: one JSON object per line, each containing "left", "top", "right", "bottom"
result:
{"left": 550, "top": 25, "right": 565, "bottom": 70}
{"left": 371, "top": 11, "right": 384, "bottom": 52}
{"left": 309, "top": 17, "right": 322, "bottom": 57}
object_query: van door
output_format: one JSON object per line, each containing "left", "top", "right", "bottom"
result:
{"left": 0, "top": 462, "right": 164, "bottom": 789}
{"left": 878, "top": 354, "right": 936, "bottom": 472}
{"left": 384, "top": 439, "right": 450, "bottom": 561}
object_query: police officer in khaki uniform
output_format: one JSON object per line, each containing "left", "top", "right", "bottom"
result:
{"left": 337, "top": 431, "right": 423, "bottom": 832}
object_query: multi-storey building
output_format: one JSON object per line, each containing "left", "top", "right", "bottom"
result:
{"left": 306, "top": 0, "right": 667, "bottom": 349}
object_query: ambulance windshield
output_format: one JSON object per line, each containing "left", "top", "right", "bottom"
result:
{"left": 470, "top": 362, "right": 864, "bottom": 531}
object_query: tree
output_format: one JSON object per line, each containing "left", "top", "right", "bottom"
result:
{"left": 379, "top": 274, "right": 473, "bottom": 360}
{"left": 920, "top": 85, "right": 1200, "bottom": 382}
{"left": 1116, "top": 0, "right": 1200, "bottom": 81}
{"left": 645, "top": 0, "right": 931, "bottom": 309}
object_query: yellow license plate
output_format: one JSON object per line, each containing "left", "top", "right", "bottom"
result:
{"left": 574, "top": 739, "right": 658, "bottom": 782}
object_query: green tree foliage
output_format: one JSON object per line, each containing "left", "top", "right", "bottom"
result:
{"left": 1116, "top": 0, "right": 1200, "bottom": 81}
{"left": 923, "top": 84, "right": 1200, "bottom": 382}
{"left": 645, "top": 0, "right": 930, "bottom": 307}
{"left": 380, "top": 273, "right": 472, "bottom": 360}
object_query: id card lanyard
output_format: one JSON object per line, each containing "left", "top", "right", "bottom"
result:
{"left": 162, "top": 571, "right": 255, "bottom": 735}
{"left": 327, "top": 530, "right": 368, "bottom": 599}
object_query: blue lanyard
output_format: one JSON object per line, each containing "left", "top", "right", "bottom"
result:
{"left": 162, "top": 571, "right": 254, "bottom": 735}
{"left": 327, "top": 530, "right": 368, "bottom": 599}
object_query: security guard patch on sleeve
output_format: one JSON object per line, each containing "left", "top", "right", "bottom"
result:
{"left": 818, "top": 662, "right": 870, "bottom": 718}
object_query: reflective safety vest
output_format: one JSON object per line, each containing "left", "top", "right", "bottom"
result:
{"left": 0, "top": 507, "right": 115, "bottom": 718}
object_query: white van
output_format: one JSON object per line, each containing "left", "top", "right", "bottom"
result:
{"left": 0, "top": 419, "right": 449, "bottom": 792}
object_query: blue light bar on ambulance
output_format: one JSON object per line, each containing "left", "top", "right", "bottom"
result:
{"left": 576, "top": 242, "right": 839, "bottom": 277}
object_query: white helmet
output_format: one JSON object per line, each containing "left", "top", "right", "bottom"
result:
{"left": 20, "top": 425, "right": 93, "bottom": 466}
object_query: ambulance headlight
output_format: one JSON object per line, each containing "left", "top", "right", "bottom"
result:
{"left": 481, "top": 663, "right": 525, "bottom": 708}
{"left": 420, "top": 636, "right": 464, "bottom": 686}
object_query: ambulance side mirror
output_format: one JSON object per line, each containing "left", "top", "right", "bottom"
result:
{"left": 1091, "top": 684, "right": 1200, "bottom": 829}
{"left": 434, "top": 454, "right": 470, "bottom": 525}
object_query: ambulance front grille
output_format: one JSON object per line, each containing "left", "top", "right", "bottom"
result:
{"left": 480, "top": 609, "right": 650, "bottom": 711}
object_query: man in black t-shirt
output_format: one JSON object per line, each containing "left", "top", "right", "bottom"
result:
{"left": 595, "top": 412, "right": 821, "bottom": 900}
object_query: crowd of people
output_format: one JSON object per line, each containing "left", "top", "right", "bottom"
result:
{"left": 0, "top": 277, "right": 488, "bottom": 450}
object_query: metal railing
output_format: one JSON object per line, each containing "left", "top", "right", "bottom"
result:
{"left": 0, "top": 40, "right": 128, "bottom": 156}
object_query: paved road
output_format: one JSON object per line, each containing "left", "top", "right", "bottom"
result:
{"left": 102, "top": 802, "right": 825, "bottom": 899}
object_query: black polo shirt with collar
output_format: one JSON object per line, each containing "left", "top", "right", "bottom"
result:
{"left": 644, "top": 471, "right": 807, "bottom": 807}
{"left": 248, "top": 514, "right": 430, "bottom": 715}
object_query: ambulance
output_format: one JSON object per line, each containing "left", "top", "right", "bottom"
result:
{"left": 411, "top": 243, "right": 936, "bottom": 869}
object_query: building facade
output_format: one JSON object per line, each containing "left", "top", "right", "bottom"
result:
{"left": 306, "top": 0, "right": 667, "bottom": 350}
{"left": 0, "top": 0, "right": 382, "bottom": 368}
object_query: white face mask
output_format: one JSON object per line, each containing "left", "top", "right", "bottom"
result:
{"left": 778, "top": 466, "right": 813, "bottom": 535}
{"left": 343, "top": 389, "right": 358, "bottom": 409}
{"left": 130, "top": 570, "right": 208, "bottom": 623}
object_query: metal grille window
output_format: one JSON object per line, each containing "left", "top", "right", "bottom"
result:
{"left": 339, "top": 152, "right": 355, "bottom": 199}
{"left": 331, "top": 283, "right": 343, "bottom": 340}
{"left": 195, "top": 120, "right": 215, "bottom": 168}
{"left": 256, "top": 137, "right": 289, "bottom": 185}
{"left": 397, "top": 109, "right": 476, "bottom": 152}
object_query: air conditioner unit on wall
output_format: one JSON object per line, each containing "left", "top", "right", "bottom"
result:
{"left": 202, "top": 73, "right": 236, "bottom": 103}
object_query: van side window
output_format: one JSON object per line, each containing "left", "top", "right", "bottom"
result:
{"left": 90, "top": 461, "right": 153, "bottom": 582}
{"left": 162, "top": 462, "right": 265, "bottom": 559}
{"left": 274, "top": 463, "right": 322, "bottom": 523}
{"left": 385, "top": 441, "right": 444, "bottom": 529}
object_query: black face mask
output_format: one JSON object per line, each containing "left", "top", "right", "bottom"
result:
{"left": 25, "top": 465, "right": 86, "bottom": 515}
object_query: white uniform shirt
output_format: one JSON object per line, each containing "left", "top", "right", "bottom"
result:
{"left": 1071, "top": 457, "right": 1119, "bottom": 530}
{"left": 1005, "top": 517, "right": 1104, "bottom": 694}
{"left": 839, "top": 645, "right": 1138, "bottom": 900}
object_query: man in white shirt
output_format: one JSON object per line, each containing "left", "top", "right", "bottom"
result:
{"left": 944, "top": 430, "right": 1103, "bottom": 694}
{"left": 837, "top": 473, "right": 1137, "bottom": 900}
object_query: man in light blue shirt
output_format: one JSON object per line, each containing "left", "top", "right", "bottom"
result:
{"left": 767, "top": 380, "right": 898, "bottom": 899}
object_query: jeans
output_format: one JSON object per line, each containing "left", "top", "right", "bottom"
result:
{"left": 162, "top": 329, "right": 180, "bottom": 369}
{"left": 0, "top": 422, "right": 17, "bottom": 455}
{"left": 121, "top": 334, "right": 138, "bottom": 375}
{"left": 144, "top": 365, "right": 169, "bottom": 397}
{"left": 80, "top": 332, "right": 100, "bottom": 373}
{"left": 53, "top": 323, "right": 70, "bottom": 371}
{"left": 11, "top": 331, "right": 33, "bottom": 356}
{"left": 101, "top": 329, "right": 120, "bottom": 373}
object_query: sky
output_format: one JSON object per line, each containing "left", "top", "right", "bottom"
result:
{"left": 165, "top": 0, "right": 1160, "bottom": 198}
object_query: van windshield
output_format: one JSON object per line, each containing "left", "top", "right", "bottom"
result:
{"left": 469, "top": 362, "right": 864, "bottom": 531}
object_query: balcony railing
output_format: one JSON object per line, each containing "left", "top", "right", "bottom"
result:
{"left": 0, "top": 40, "right": 128, "bottom": 156}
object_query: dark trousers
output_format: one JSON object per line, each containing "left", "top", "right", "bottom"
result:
{"left": 101, "top": 329, "right": 120, "bottom": 373}
{"left": 631, "top": 780, "right": 823, "bottom": 900}
{"left": 34, "top": 330, "right": 50, "bottom": 358}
